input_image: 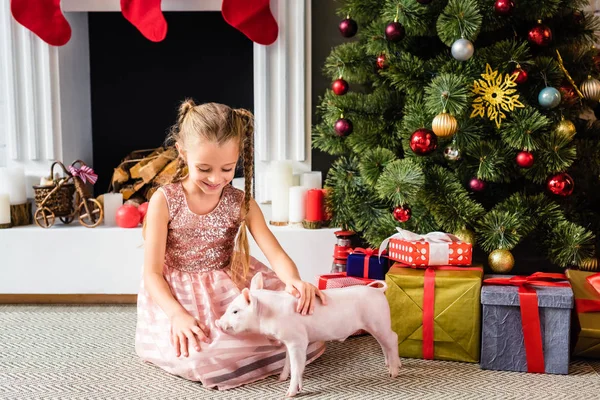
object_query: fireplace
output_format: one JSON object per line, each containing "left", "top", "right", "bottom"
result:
{"left": 0, "top": 0, "right": 313, "bottom": 203}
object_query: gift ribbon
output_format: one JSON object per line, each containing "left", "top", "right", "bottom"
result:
{"left": 483, "top": 273, "right": 571, "bottom": 373}
{"left": 352, "top": 248, "right": 387, "bottom": 278}
{"left": 378, "top": 228, "right": 463, "bottom": 265}
{"left": 68, "top": 165, "right": 98, "bottom": 185}
{"left": 394, "top": 264, "right": 483, "bottom": 360}
{"left": 575, "top": 273, "right": 600, "bottom": 313}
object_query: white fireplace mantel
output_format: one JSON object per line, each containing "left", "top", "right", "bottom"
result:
{"left": 0, "top": 0, "right": 313, "bottom": 203}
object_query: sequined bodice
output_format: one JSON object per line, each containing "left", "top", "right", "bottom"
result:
{"left": 161, "top": 182, "right": 244, "bottom": 273}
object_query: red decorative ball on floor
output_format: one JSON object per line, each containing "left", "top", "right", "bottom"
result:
{"left": 469, "top": 178, "right": 486, "bottom": 192}
{"left": 528, "top": 24, "right": 552, "bottom": 46}
{"left": 385, "top": 22, "right": 405, "bottom": 42}
{"left": 547, "top": 173, "right": 574, "bottom": 196}
{"left": 516, "top": 151, "right": 534, "bottom": 168}
{"left": 410, "top": 129, "right": 438, "bottom": 155}
{"left": 393, "top": 206, "right": 411, "bottom": 223}
{"left": 334, "top": 118, "right": 353, "bottom": 136}
{"left": 494, "top": 0, "right": 514, "bottom": 16}
{"left": 512, "top": 67, "right": 528, "bottom": 84}
{"left": 116, "top": 205, "right": 141, "bottom": 228}
{"left": 332, "top": 78, "right": 349, "bottom": 95}
{"left": 339, "top": 18, "right": 358, "bottom": 38}
{"left": 376, "top": 53, "right": 387, "bottom": 69}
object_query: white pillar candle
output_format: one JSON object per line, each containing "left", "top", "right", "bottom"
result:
{"left": 0, "top": 193, "right": 11, "bottom": 225}
{"left": 289, "top": 186, "right": 307, "bottom": 224}
{"left": 301, "top": 171, "right": 322, "bottom": 190}
{"left": 0, "top": 167, "right": 27, "bottom": 205}
{"left": 103, "top": 193, "right": 123, "bottom": 226}
{"left": 292, "top": 173, "right": 301, "bottom": 187}
{"left": 269, "top": 161, "right": 293, "bottom": 223}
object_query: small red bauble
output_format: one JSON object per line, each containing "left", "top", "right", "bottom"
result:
{"left": 469, "top": 178, "right": 486, "bottom": 192}
{"left": 559, "top": 84, "right": 577, "bottom": 106}
{"left": 528, "top": 23, "right": 552, "bottom": 46}
{"left": 409, "top": 129, "right": 438, "bottom": 155}
{"left": 332, "top": 78, "right": 349, "bottom": 95}
{"left": 494, "top": 0, "right": 514, "bottom": 16}
{"left": 393, "top": 206, "right": 411, "bottom": 223}
{"left": 512, "top": 67, "right": 528, "bottom": 84}
{"left": 516, "top": 151, "right": 534, "bottom": 168}
{"left": 138, "top": 202, "right": 149, "bottom": 223}
{"left": 376, "top": 53, "right": 386, "bottom": 69}
{"left": 334, "top": 118, "right": 353, "bottom": 136}
{"left": 116, "top": 205, "right": 141, "bottom": 228}
{"left": 339, "top": 18, "right": 358, "bottom": 38}
{"left": 547, "top": 173, "right": 574, "bottom": 196}
{"left": 385, "top": 21, "right": 405, "bottom": 42}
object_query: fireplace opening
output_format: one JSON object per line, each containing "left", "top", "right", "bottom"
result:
{"left": 88, "top": 11, "right": 253, "bottom": 195}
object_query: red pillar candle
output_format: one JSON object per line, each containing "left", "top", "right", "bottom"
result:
{"left": 305, "top": 189, "right": 324, "bottom": 222}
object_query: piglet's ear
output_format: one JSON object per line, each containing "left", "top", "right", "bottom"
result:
{"left": 250, "top": 272, "right": 264, "bottom": 290}
{"left": 242, "top": 288, "right": 251, "bottom": 304}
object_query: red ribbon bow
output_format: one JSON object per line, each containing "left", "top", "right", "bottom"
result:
{"left": 483, "top": 272, "right": 571, "bottom": 374}
{"left": 575, "top": 273, "right": 600, "bottom": 313}
{"left": 395, "top": 264, "right": 483, "bottom": 360}
{"left": 68, "top": 165, "right": 98, "bottom": 185}
{"left": 351, "top": 248, "right": 386, "bottom": 278}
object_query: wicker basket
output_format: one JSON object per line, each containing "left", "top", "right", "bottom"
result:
{"left": 32, "top": 162, "right": 76, "bottom": 217}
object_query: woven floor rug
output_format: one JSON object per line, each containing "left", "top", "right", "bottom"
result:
{"left": 1, "top": 305, "right": 599, "bottom": 400}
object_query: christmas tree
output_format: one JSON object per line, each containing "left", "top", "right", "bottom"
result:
{"left": 313, "top": 0, "right": 600, "bottom": 272}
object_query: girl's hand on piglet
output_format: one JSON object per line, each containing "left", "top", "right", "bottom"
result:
{"left": 285, "top": 279, "right": 327, "bottom": 315}
{"left": 169, "top": 310, "right": 211, "bottom": 357}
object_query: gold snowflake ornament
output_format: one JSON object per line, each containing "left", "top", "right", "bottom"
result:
{"left": 471, "top": 64, "right": 524, "bottom": 128}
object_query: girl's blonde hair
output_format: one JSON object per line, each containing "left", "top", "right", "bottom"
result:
{"left": 164, "top": 99, "right": 255, "bottom": 285}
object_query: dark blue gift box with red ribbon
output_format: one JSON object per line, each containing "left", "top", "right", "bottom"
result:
{"left": 346, "top": 248, "right": 390, "bottom": 280}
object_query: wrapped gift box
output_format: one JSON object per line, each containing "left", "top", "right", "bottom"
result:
{"left": 565, "top": 269, "right": 600, "bottom": 359}
{"left": 316, "top": 272, "right": 375, "bottom": 290}
{"left": 380, "top": 228, "right": 472, "bottom": 266}
{"left": 481, "top": 274, "right": 573, "bottom": 374}
{"left": 346, "top": 248, "right": 390, "bottom": 280}
{"left": 385, "top": 264, "right": 483, "bottom": 362}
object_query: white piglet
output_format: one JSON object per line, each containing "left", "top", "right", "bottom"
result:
{"left": 216, "top": 272, "right": 401, "bottom": 397}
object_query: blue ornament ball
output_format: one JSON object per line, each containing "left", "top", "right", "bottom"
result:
{"left": 538, "top": 87, "right": 561, "bottom": 109}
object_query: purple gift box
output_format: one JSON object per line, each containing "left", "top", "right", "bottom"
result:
{"left": 346, "top": 249, "right": 390, "bottom": 280}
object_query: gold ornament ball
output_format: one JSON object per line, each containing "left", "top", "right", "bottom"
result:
{"left": 579, "top": 257, "right": 598, "bottom": 271}
{"left": 432, "top": 112, "right": 458, "bottom": 138}
{"left": 580, "top": 76, "right": 600, "bottom": 102}
{"left": 455, "top": 228, "right": 476, "bottom": 244}
{"left": 488, "top": 249, "right": 515, "bottom": 273}
{"left": 554, "top": 119, "right": 576, "bottom": 139}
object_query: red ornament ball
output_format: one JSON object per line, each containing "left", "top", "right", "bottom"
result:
{"left": 138, "top": 202, "right": 149, "bottom": 223}
{"left": 469, "top": 178, "right": 486, "bottom": 192}
{"left": 393, "top": 206, "right": 411, "bottom": 223}
{"left": 334, "top": 118, "right": 353, "bottom": 136}
{"left": 512, "top": 67, "right": 528, "bottom": 84}
{"left": 339, "top": 18, "right": 358, "bottom": 38}
{"left": 547, "top": 173, "right": 574, "bottom": 196}
{"left": 410, "top": 129, "right": 438, "bottom": 155}
{"left": 528, "top": 24, "right": 552, "bottom": 46}
{"left": 494, "top": 0, "right": 514, "bottom": 16}
{"left": 385, "top": 21, "right": 405, "bottom": 42}
{"left": 116, "top": 205, "right": 141, "bottom": 228}
{"left": 559, "top": 84, "right": 578, "bottom": 106}
{"left": 376, "top": 53, "right": 387, "bottom": 70}
{"left": 332, "top": 78, "right": 349, "bottom": 95}
{"left": 516, "top": 151, "right": 534, "bottom": 168}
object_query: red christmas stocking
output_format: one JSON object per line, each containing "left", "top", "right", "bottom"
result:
{"left": 10, "top": 0, "right": 71, "bottom": 46}
{"left": 120, "top": 0, "right": 167, "bottom": 42}
{"left": 222, "top": 0, "right": 278, "bottom": 45}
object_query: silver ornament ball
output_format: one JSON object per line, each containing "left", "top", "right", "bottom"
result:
{"left": 451, "top": 39, "right": 474, "bottom": 61}
{"left": 444, "top": 145, "right": 462, "bottom": 161}
{"left": 581, "top": 77, "right": 600, "bottom": 102}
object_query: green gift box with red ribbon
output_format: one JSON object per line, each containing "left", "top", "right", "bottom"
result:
{"left": 385, "top": 263, "right": 483, "bottom": 363}
{"left": 566, "top": 269, "right": 600, "bottom": 359}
